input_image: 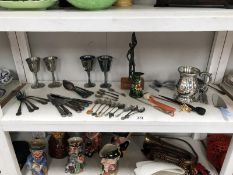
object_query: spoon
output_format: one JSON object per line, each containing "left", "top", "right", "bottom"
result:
{"left": 109, "top": 104, "right": 125, "bottom": 118}
{"left": 86, "top": 99, "right": 101, "bottom": 115}
{"left": 115, "top": 105, "right": 133, "bottom": 117}
{"left": 121, "top": 107, "right": 145, "bottom": 120}
{"left": 95, "top": 94, "right": 118, "bottom": 101}
{"left": 96, "top": 91, "right": 119, "bottom": 100}
{"left": 101, "top": 101, "right": 116, "bottom": 116}
{"left": 92, "top": 100, "right": 106, "bottom": 116}
{"left": 63, "top": 80, "right": 93, "bottom": 98}
{"left": 108, "top": 88, "right": 126, "bottom": 97}
{"left": 99, "top": 89, "right": 119, "bottom": 97}
{"left": 105, "top": 103, "right": 120, "bottom": 117}
{"left": 97, "top": 100, "right": 112, "bottom": 117}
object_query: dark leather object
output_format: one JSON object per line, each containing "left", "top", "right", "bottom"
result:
{"left": 156, "top": 0, "right": 233, "bottom": 8}
{"left": 142, "top": 134, "right": 198, "bottom": 175}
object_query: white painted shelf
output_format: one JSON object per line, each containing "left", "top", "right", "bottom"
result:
{"left": 21, "top": 136, "right": 218, "bottom": 175}
{"left": 1, "top": 82, "right": 233, "bottom": 133}
{"left": 1, "top": 5, "right": 233, "bottom": 31}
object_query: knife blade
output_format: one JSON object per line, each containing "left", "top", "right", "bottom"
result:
{"left": 212, "top": 94, "right": 232, "bottom": 119}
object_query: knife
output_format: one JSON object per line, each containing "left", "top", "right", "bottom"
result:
{"left": 212, "top": 94, "right": 232, "bottom": 119}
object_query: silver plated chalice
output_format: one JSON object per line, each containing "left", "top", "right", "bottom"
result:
{"left": 98, "top": 55, "right": 113, "bottom": 88}
{"left": 43, "top": 56, "right": 61, "bottom": 88}
{"left": 80, "top": 55, "right": 96, "bottom": 88}
{"left": 26, "top": 57, "right": 45, "bottom": 89}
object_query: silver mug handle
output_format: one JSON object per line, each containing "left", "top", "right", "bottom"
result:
{"left": 199, "top": 72, "right": 212, "bottom": 85}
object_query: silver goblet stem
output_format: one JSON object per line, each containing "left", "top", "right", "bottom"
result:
{"left": 43, "top": 56, "right": 61, "bottom": 88}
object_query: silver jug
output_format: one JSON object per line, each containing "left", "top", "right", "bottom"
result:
{"left": 176, "top": 66, "right": 211, "bottom": 103}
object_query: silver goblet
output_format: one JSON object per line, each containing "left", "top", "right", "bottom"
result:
{"left": 98, "top": 55, "right": 113, "bottom": 88}
{"left": 26, "top": 57, "right": 45, "bottom": 89}
{"left": 43, "top": 56, "right": 61, "bottom": 88}
{"left": 80, "top": 55, "right": 96, "bottom": 88}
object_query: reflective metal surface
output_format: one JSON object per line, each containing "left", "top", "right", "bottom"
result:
{"left": 80, "top": 55, "right": 96, "bottom": 88}
{"left": 176, "top": 66, "right": 211, "bottom": 103}
{"left": 98, "top": 55, "right": 113, "bottom": 88}
{"left": 44, "top": 56, "right": 61, "bottom": 88}
{"left": 26, "top": 57, "right": 45, "bottom": 89}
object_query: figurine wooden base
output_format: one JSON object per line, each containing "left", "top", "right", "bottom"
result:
{"left": 121, "top": 77, "right": 144, "bottom": 90}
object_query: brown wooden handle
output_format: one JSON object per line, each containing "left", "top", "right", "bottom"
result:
{"left": 148, "top": 96, "right": 176, "bottom": 116}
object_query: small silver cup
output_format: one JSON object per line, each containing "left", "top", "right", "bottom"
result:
{"left": 26, "top": 57, "right": 45, "bottom": 89}
{"left": 43, "top": 56, "right": 61, "bottom": 88}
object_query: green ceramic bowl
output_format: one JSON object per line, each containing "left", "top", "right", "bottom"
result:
{"left": 67, "top": 0, "right": 117, "bottom": 10}
{"left": 0, "top": 0, "right": 57, "bottom": 10}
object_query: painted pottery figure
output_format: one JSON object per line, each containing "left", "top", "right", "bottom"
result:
{"left": 129, "top": 72, "right": 144, "bottom": 98}
{"left": 26, "top": 138, "right": 48, "bottom": 175}
{"left": 111, "top": 133, "right": 131, "bottom": 157}
{"left": 65, "top": 137, "right": 85, "bottom": 174}
{"left": 49, "top": 132, "right": 68, "bottom": 159}
{"left": 99, "top": 144, "right": 121, "bottom": 175}
{"left": 83, "top": 132, "right": 102, "bottom": 157}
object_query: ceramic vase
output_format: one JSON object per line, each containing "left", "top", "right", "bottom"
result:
{"left": 48, "top": 132, "right": 68, "bottom": 159}
{"left": 129, "top": 72, "right": 144, "bottom": 98}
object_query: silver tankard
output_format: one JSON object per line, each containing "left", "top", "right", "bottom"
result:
{"left": 176, "top": 66, "right": 211, "bottom": 103}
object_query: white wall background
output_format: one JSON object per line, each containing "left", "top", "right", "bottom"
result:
{"left": 28, "top": 32, "right": 214, "bottom": 83}
{"left": 0, "top": 32, "right": 17, "bottom": 78}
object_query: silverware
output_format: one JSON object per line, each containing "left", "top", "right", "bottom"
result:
{"left": 26, "top": 96, "right": 48, "bottom": 105}
{"left": 115, "top": 106, "right": 133, "bottom": 118}
{"left": 109, "top": 104, "right": 125, "bottom": 118}
{"left": 63, "top": 80, "right": 93, "bottom": 98}
{"left": 102, "top": 102, "right": 117, "bottom": 116}
{"left": 97, "top": 91, "right": 119, "bottom": 99}
{"left": 121, "top": 106, "right": 145, "bottom": 120}
{"left": 95, "top": 93, "right": 118, "bottom": 101}
{"left": 99, "top": 89, "right": 119, "bottom": 97}
{"left": 105, "top": 103, "right": 120, "bottom": 117}
{"left": 16, "top": 93, "right": 34, "bottom": 113}
{"left": 97, "top": 100, "right": 112, "bottom": 117}
{"left": 16, "top": 101, "right": 22, "bottom": 116}
{"left": 86, "top": 99, "right": 101, "bottom": 115}
{"left": 107, "top": 88, "right": 126, "bottom": 97}
{"left": 92, "top": 100, "right": 106, "bottom": 116}
{"left": 150, "top": 80, "right": 176, "bottom": 92}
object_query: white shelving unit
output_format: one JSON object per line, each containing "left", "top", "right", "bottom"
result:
{"left": 1, "top": 3, "right": 233, "bottom": 175}
{"left": 1, "top": 6, "right": 233, "bottom": 32}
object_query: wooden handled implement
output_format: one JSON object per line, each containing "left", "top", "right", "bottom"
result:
{"left": 143, "top": 93, "right": 176, "bottom": 117}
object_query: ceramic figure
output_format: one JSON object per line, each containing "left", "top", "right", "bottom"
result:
{"left": 26, "top": 138, "right": 48, "bottom": 175}
{"left": 99, "top": 144, "right": 121, "bottom": 175}
{"left": 65, "top": 137, "right": 85, "bottom": 174}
